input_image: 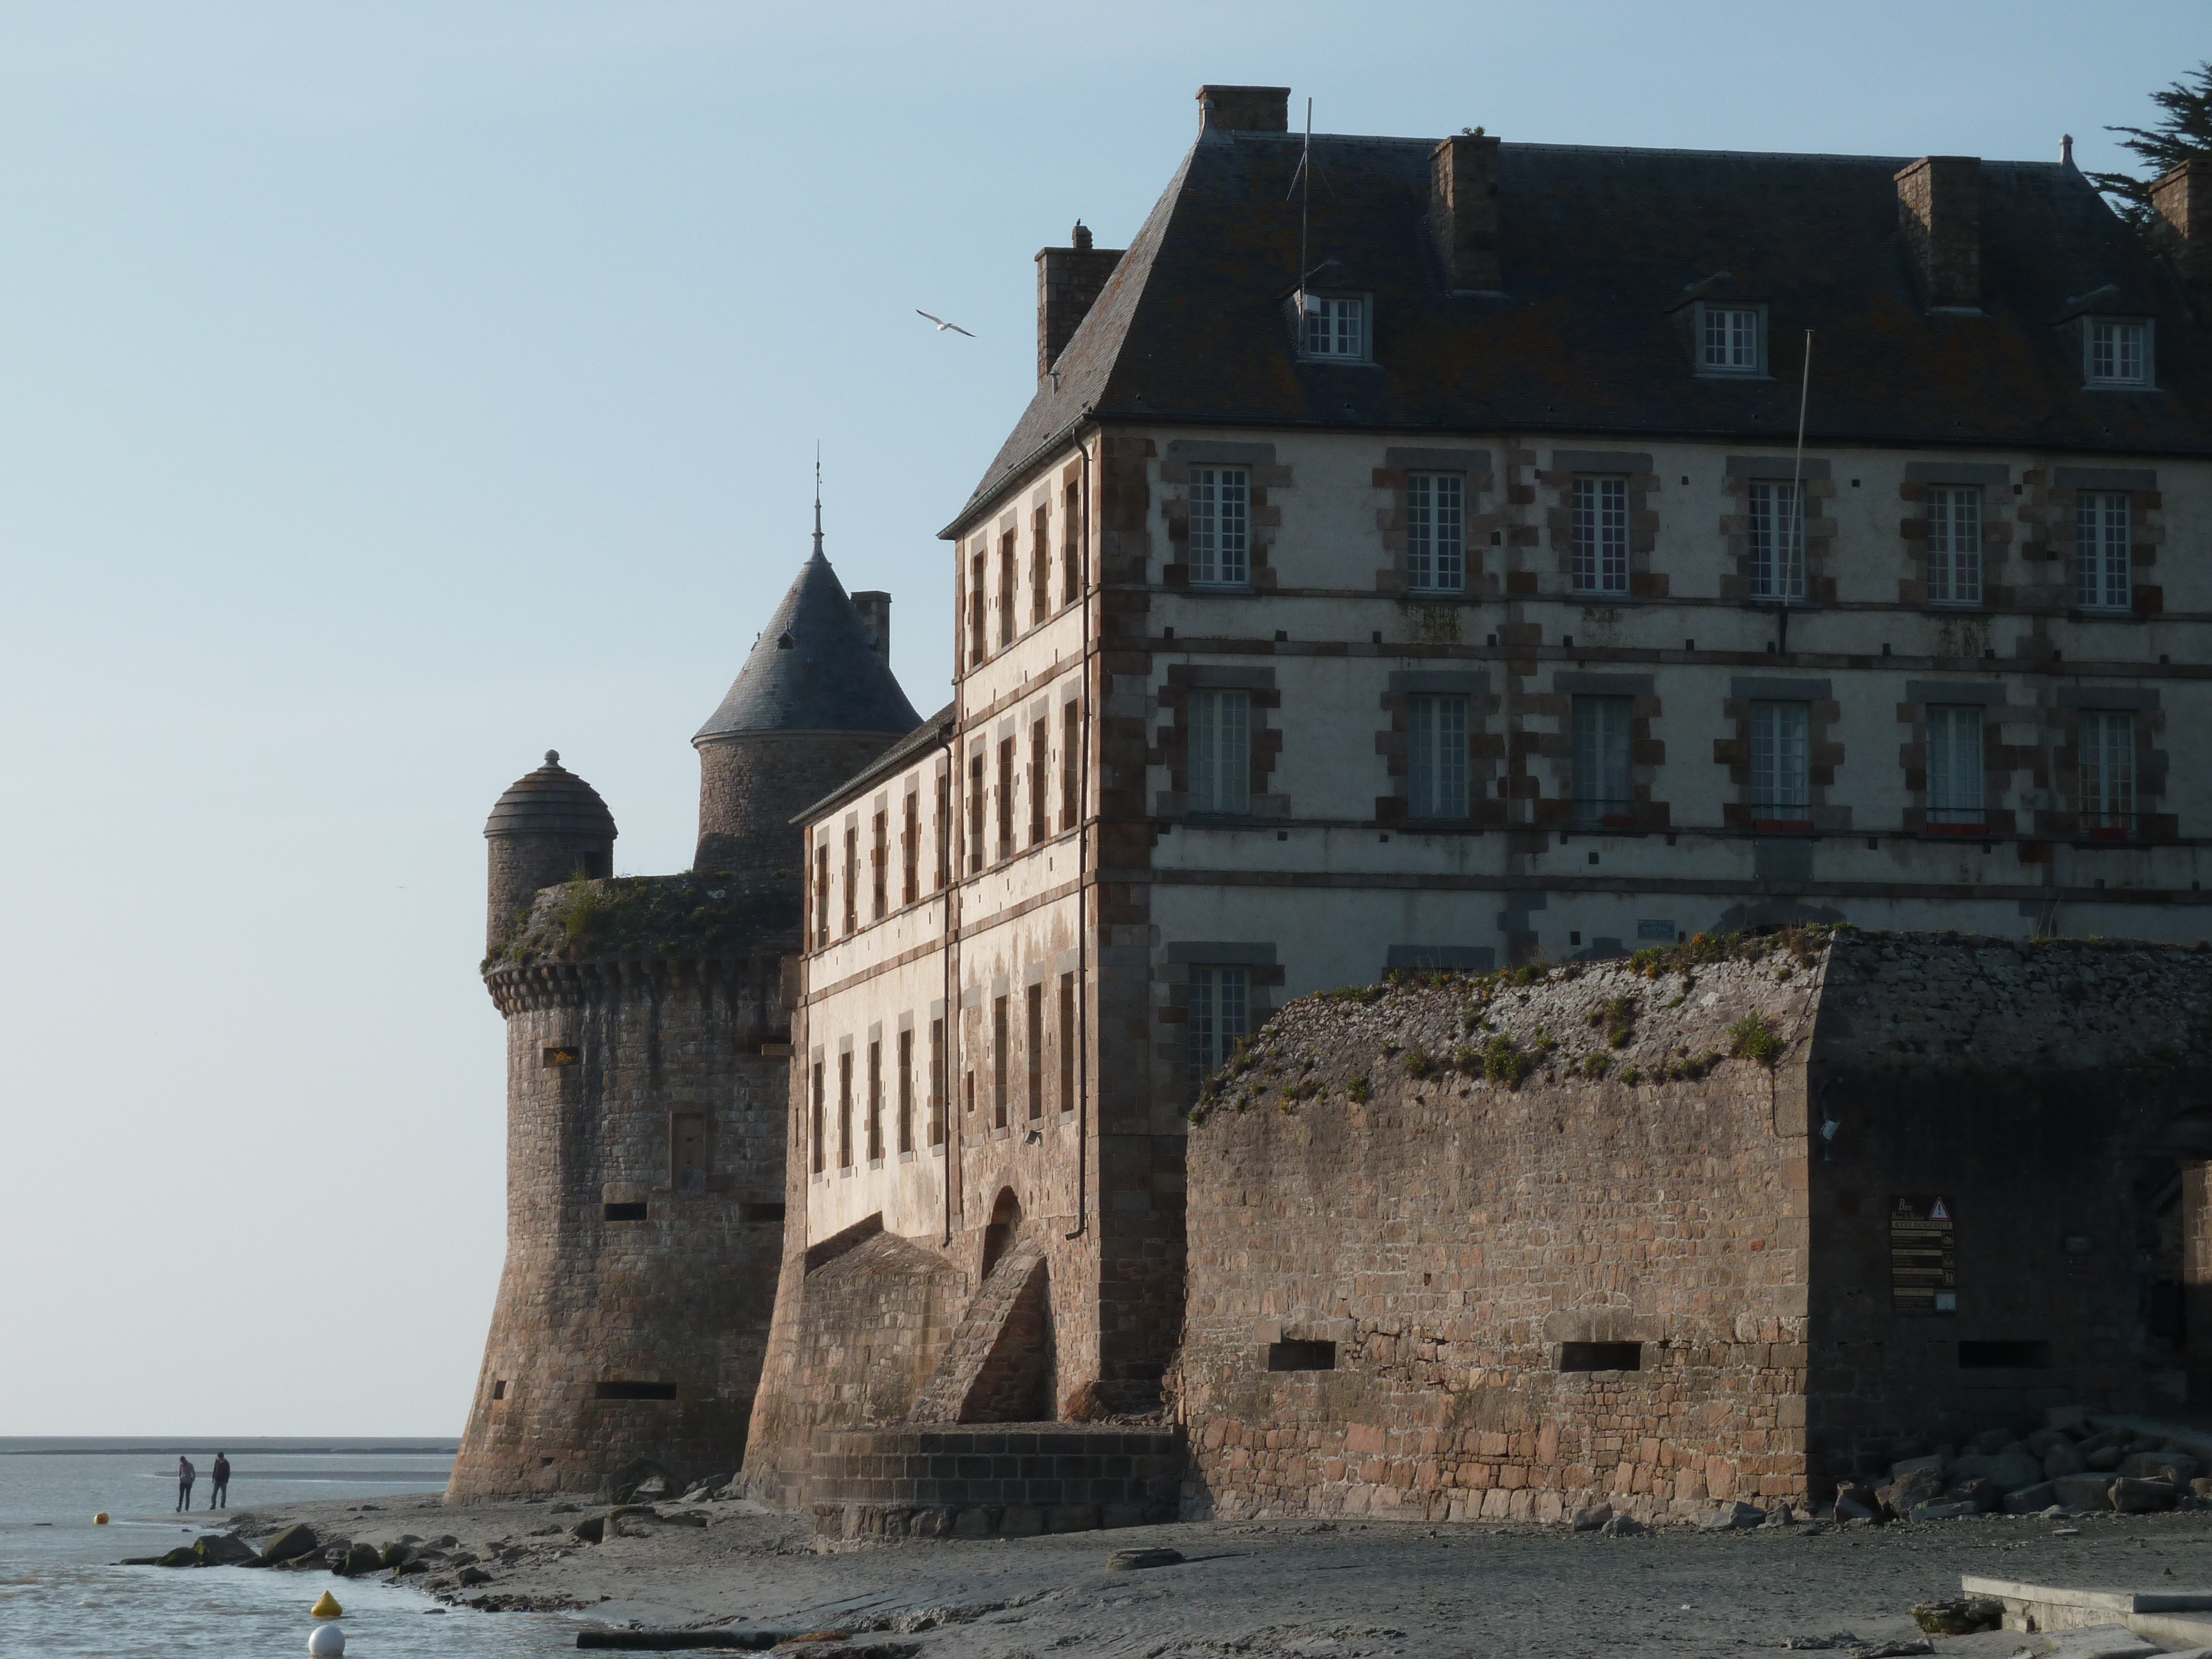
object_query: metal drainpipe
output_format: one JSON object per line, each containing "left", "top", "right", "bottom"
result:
{"left": 1068, "top": 431, "right": 1094, "bottom": 1242}
{"left": 945, "top": 649, "right": 964, "bottom": 1249}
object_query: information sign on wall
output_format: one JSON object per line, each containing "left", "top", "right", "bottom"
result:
{"left": 1890, "top": 1194, "right": 1957, "bottom": 1313}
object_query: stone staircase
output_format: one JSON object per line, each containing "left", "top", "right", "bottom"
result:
{"left": 909, "top": 1238, "right": 1049, "bottom": 1423}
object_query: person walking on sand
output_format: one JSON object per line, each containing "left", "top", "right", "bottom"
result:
{"left": 208, "top": 1453, "right": 229, "bottom": 1510}
{"left": 175, "top": 1457, "right": 195, "bottom": 1513}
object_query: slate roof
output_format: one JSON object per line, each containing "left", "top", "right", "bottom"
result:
{"left": 956, "top": 128, "right": 2207, "bottom": 530}
{"left": 485, "top": 752, "right": 618, "bottom": 839}
{"left": 791, "top": 702, "right": 958, "bottom": 825}
{"left": 695, "top": 550, "right": 922, "bottom": 743}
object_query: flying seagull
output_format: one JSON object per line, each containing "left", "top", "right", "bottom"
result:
{"left": 915, "top": 309, "right": 975, "bottom": 337}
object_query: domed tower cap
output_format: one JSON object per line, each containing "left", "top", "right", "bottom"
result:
{"left": 485, "top": 753, "right": 619, "bottom": 839}
{"left": 694, "top": 550, "right": 920, "bottom": 744}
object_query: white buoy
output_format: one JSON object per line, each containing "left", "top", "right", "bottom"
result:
{"left": 306, "top": 1622, "right": 345, "bottom": 1657}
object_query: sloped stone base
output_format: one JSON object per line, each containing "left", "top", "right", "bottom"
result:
{"left": 807, "top": 1423, "right": 1182, "bottom": 1541}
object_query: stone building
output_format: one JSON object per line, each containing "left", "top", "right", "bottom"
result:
{"left": 743, "top": 85, "right": 2212, "bottom": 1529}
{"left": 1175, "top": 930, "right": 2212, "bottom": 1524}
{"left": 447, "top": 533, "right": 919, "bottom": 1503}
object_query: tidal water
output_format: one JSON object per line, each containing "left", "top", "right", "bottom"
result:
{"left": 0, "top": 1439, "right": 578, "bottom": 1656}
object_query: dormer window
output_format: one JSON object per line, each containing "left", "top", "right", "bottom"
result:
{"left": 2086, "top": 318, "right": 2151, "bottom": 387}
{"left": 1300, "top": 293, "right": 1367, "bottom": 359}
{"left": 1697, "top": 304, "right": 1764, "bottom": 375}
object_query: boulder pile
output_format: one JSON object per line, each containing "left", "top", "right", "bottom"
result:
{"left": 1834, "top": 1413, "right": 2209, "bottom": 1521}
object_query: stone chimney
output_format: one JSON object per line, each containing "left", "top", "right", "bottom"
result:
{"left": 1895, "top": 156, "right": 1982, "bottom": 309}
{"left": 1196, "top": 85, "right": 1290, "bottom": 133}
{"left": 852, "top": 591, "right": 891, "bottom": 662}
{"left": 1036, "top": 221, "right": 1124, "bottom": 378}
{"left": 2152, "top": 159, "right": 2211, "bottom": 319}
{"left": 1430, "top": 133, "right": 1501, "bottom": 292}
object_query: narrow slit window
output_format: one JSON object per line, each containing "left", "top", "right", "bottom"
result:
{"left": 1958, "top": 1340, "right": 2051, "bottom": 1369}
{"left": 2075, "top": 492, "right": 2131, "bottom": 611}
{"left": 901, "top": 791, "right": 919, "bottom": 906}
{"left": 1405, "top": 472, "right": 1464, "bottom": 593}
{"left": 1189, "top": 467, "right": 1250, "bottom": 586}
{"left": 1061, "top": 700, "right": 1081, "bottom": 830}
{"left": 1571, "top": 695, "right": 1634, "bottom": 826}
{"left": 996, "top": 738, "right": 1015, "bottom": 859}
{"left": 1571, "top": 476, "right": 1629, "bottom": 594}
{"left": 593, "top": 1381, "right": 677, "bottom": 1401}
{"left": 842, "top": 827, "right": 858, "bottom": 935}
{"left": 670, "top": 1111, "right": 707, "bottom": 1192}
{"left": 870, "top": 810, "right": 887, "bottom": 920}
{"left": 967, "top": 752, "right": 985, "bottom": 873}
{"left": 1058, "top": 972, "right": 1076, "bottom": 1113}
{"left": 1406, "top": 694, "right": 1469, "bottom": 820}
{"left": 865, "top": 1040, "right": 883, "bottom": 1162}
{"left": 1266, "top": 1339, "right": 1337, "bottom": 1371}
{"left": 1030, "top": 507, "right": 1050, "bottom": 624}
{"left": 1026, "top": 982, "right": 1044, "bottom": 1121}
{"left": 810, "top": 1060, "right": 825, "bottom": 1175}
{"left": 1747, "top": 481, "right": 1806, "bottom": 600}
{"left": 602, "top": 1202, "right": 648, "bottom": 1222}
{"left": 1926, "top": 706, "right": 1985, "bottom": 828}
{"left": 928, "top": 1017, "right": 946, "bottom": 1146}
{"left": 896, "top": 1028, "right": 914, "bottom": 1155}
{"left": 991, "top": 995, "right": 1009, "bottom": 1129}
{"left": 935, "top": 766, "right": 952, "bottom": 890}
{"left": 1188, "top": 690, "right": 1251, "bottom": 814}
{"left": 837, "top": 1050, "right": 853, "bottom": 1170}
{"left": 1062, "top": 480, "right": 1082, "bottom": 608}
{"left": 1029, "top": 718, "right": 1048, "bottom": 844}
{"left": 1188, "top": 965, "right": 1249, "bottom": 1079}
{"left": 1559, "top": 1342, "right": 1643, "bottom": 1372}
{"left": 812, "top": 844, "right": 830, "bottom": 948}
{"left": 997, "top": 533, "right": 1016, "bottom": 647}
{"left": 967, "top": 550, "right": 987, "bottom": 665}
{"left": 1750, "top": 700, "right": 1811, "bottom": 827}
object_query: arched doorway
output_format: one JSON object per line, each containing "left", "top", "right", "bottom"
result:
{"left": 981, "top": 1187, "right": 1022, "bottom": 1282}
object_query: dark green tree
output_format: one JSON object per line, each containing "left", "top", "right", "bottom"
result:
{"left": 2086, "top": 62, "right": 2212, "bottom": 232}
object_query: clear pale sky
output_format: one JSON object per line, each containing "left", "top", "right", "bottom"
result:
{"left": 0, "top": 2, "right": 2197, "bottom": 1435}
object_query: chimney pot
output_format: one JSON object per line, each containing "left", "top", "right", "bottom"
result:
{"left": 1430, "top": 133, "right": 1502, "bottom": 291}
{"left": 1895, "top": 155, "right": 1981, "bottom": 309}
{"left": 852, "top": 591, "right": 891, "bottom": 662}
{"left": 1072, "top": 220, "right": 1092, "bottom": 252}
{"left": 2153, "top": 159, "right": 2212, "bottom": 319}
{"left": 1195, "top": 85, "right": 1290, "bottom": 133}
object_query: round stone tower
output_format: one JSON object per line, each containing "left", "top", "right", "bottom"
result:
{"left": 692, "top": 531, "right": 921, "bottom": 881}
{"left": 449, "top": 538, "right": 925, "bottom": 1505}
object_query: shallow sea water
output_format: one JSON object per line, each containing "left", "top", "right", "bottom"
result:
{"left": 0, "top": 1439, "right": 580, "bottom": 1656}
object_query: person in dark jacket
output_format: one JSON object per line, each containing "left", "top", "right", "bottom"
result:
{"left": 175, "top": 1457, "right": 195, "bottom": 1513}
{"left": 208, "top": 1453, "right": 230, "bottom": 1510}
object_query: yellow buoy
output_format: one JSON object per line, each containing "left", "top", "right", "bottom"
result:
{"left": 310, "top": 1590, "right": 342, "bottom": 1619}
{"left": 93, "top": 1513, "right": 109, "bottom": 1525}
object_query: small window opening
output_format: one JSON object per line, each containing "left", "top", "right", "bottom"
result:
{"left": 603, "top": 1202, "right": 648, "bottom": 1222}
{"left": 491, "top": 1380, "right": 506, "bottom": 1400}
{"left": 542, "top": 1045, "right": 580, "bottom": 1067}
{"left": 1560, "top": 1341, "right": 1643, "bottom": 1372}
{"left": 593, "top": 1381, "right": 678, "bottom": 1401}
{"left": 740, "top": 1201, "right": 786, "bottom": 1225}
{"left": 1958, "top": 1340, "right": 2051, "bottom": 1369}
{"left": 1266, "top": 1339, "right": 1337, "bottom": 1371}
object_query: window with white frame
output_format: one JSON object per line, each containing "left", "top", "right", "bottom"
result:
{"left": 2075, "top": 491, "right": 2131, "bottom": 611}
{"left": 1406, "top": 472, "right": 1464, "bottom": 593}
{"left": 1572, "top": 695, "right": 1634, "bottom": 825}
{"left": 1750, "top": 700, "right": 1811, "bottom": 824}
{"left": 1925, "top": 706, "right": 1985, "bottom": 827}
{"left": 1747, "top": 481, "right": 1806, "bottom": 601}
{"left": 1700, "top": 305, "right": 1762, "bottom": 373}
{"left": 1187, "top": 689, "right": 1250, "bottom": 814}
{"left": 2079, "top": 710, "right": 2135, "bottom": 833}
{"left": 1188, "top": 467, "right": 1250, "bottom": 586}
{"left": 1926, "top": 486, "right": 1983, "bottom": 607}
{"left": 2086, "top": 319, "right": 2151, "bottom": 387}
{"left": 1406, "top": 694, "right": 1469, "bottom": 819}
{"left": 1302, "top": 294, "right": 1365, "bottom": 358}
{"left": 1571, "top": 476, "right": 1629, "bottom": 594}
{"left": 1187, "top": 965, "right": 1250, "bottom": 1078}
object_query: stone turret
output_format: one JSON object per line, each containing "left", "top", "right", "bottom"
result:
{"left": 483, "top": 751, "right": 615, "bottom": 955}
{"left": 693, "top": 546, "right": 921, "bottom": 883}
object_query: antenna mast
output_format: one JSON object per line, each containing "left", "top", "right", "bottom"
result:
{"left": 1296, "top": 96, "right": 1313, "bottom": 289}
{"left": 812, "top": 442, "right": 823, "bottom": 557}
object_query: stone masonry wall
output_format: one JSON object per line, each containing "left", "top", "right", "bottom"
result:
{"left": 696, "top": 731, "right": 898, "bottom": 883}
{"left": 1175, "top": 940, "right": 1823, "bottom": 1524}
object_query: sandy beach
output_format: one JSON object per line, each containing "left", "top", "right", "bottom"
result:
{"left": 215, "top": 1492, "right": 2212, "bottom": 1656}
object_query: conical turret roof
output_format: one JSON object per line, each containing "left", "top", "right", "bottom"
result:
{"left": 484, "top": 751, "right": 618, "bottom": 838}
{"left": 694, "top": 549, "right": 921, "bottom": 743}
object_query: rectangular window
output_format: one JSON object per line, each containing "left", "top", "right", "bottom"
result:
{"left": 865, "top": 1040, "right": 883, "bottom": 1162}
{"left": 671, "top": 1110, "right": 707, "bottom": 1191}
{"left": 1026, "top": 982, "right": 1044, "bottom": 1121}
{"left": 1571, "top": 476, "right": 1629, "bottom": 595}
{"left": 810, "top": 1060, "right": 825, "bottom": 1174}
{"left": 1058, "top": 972, "right": 1076, "bottom": 1114}
{"left": 2076, "top": 492, "right": 2131, "bottom": 611}
{"left": 1062, "top": 481, "right": 1082, "bottom": 608}
{"left": 1187, "top": 965, "right": 1249, "bottom": 1078}
{"left": 1061, "top": 700, "right": 1081, "bottom": 830}
{"left": 1187, "top": 689, "right": 1251, "bottom": 814}
{"left": 996, "top": 738, "right": 1015, "bottom": 859}
{"left": 1700, "top": 304, "right": 1761, "bottom": 372}
{"left": 1559, "top": 1342, "right": 1643, "bottom": 1373}
{"left": 935, "top": 766, "right": 951, "bottom": 890}
{"left": 1750, "top": 700, "right": 1811, "bottom": 826}
{"left": 1926, "top": 706, "right": 1985, "bottom": 828}
{"left": 1266, "top": 1339, "right": 1337, "bottom": 1372}
{"left": 998, "top": 533, "right": 1016, "bottom": 646}
{"left": 967, "top": 752, "right": 985, "bottom": 873}
{"left": 837, "top": 1050, "right": 853, "bottom": 1170}
{"left": 901, "top": 791, "right": 919, "bottom": 906}
{"left": 870, "top": 810, "right": 887, "bottom": 920}
{"left": 812, "top": 843, "right": 829, "bottom": 948}
{"left": 896, "top": 1027, "right": 914, "bottom": 1155}
{"left": 842, "top": 827, "right": 858, "bottom": 934}
{"left": 1747, "top": 481, "right": 1806, "bottom": 601}
{"left": 967, "top": 550, "right": 987, "bottom": 666}
{"left": 2087, "top": 319, "right": 2150, "bottom": 387}
{"left": 2080, "top": 710, "right": 2135, "bottom": 836}
{"left": 1405, "top": 472, "right": 1465, "bottom": 593}
{"left": 1029, "top": 718, "right": 1048, "bottom": 844}
{"left": 991, "top": 995, "right": 1009, "bottom": 1129}
{"left": 1030, "top": 507, "right": 1050, "bottom": 624}
{"left": 1406, "top": 694, "right": 1469, "bottom": 820}
{"left": 927, "top": 1017, "right": 945, "bottom": 1146}
{"left": 1571, "top": 695, "right": 1634, "bottom": 826}
{"left": 1189, "top": 467, "right": 1250, "bottom": 586}
{"left": 1926, "top": 486, "right": 1983, "bottom": 607}
{"left": 1302, "top": 293, "right": 1364, "bottom": 357}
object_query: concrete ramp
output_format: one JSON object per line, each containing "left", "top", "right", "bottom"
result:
{"left": 1962, "top": 1577, "right": 2212, "bottom": 1651}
